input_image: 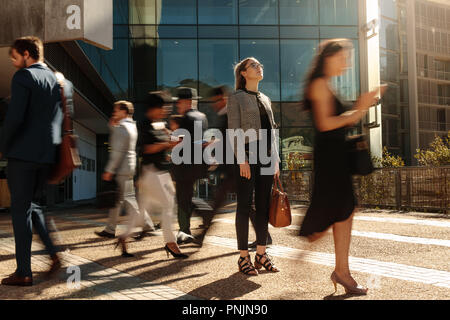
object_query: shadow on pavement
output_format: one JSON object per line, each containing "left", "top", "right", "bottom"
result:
{"left": 186, "top": 272, "right": 262, "bottom": 300}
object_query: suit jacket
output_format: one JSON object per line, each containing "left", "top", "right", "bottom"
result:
{"left": 0, "top": 63, "right": 62, "bottom": 164}
{"left": 227, "top": 89, "right": 280, "bottom": 162}
{"left": 179, "top": 108, "right": 208, "bottom": 164}
{"left": 104, "top": 118, "right": 138, "bottom": 176}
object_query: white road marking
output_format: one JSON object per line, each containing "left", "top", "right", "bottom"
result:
{"left": 291, "top": 213, "right": 450, "bottom": 228}
{"left": 210, "top": 218, "right": 450, "bottom": 248}
{"left": 204, "top": 235, "right": 450, "bottom": 289}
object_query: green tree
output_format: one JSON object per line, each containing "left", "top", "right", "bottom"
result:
{"left": 414, "top": 132, "right": 450, "bottom": 166}
{"left": 372, "top": 147, "right": 405, "bottom": 168}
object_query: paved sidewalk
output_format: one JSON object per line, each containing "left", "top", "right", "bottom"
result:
{"left": 0, "top": 231, "right": 197, "bottom": 300}
{"left": 0, "top": 205, "right": 449, "bottom": 300}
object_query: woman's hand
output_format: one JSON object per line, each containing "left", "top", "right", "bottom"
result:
{"left": 240, "top": 162, "right": 251, "bottom": 180}
{"left": 355, "top": 85, "right": 387, "bottom": 113}
{"left": 274, "top": 161, "right": 280, "bottom": 179}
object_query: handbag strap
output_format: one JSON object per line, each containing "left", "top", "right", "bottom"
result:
{"left": 273, "top": 175, "right": 284, "bottom": 193}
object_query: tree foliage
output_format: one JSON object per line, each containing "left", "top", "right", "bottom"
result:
{"left": 372, "top": 147, "right": 405, "bottom": 168}
{"left": 414, "top": 132, "right": 450, "bottom": 167}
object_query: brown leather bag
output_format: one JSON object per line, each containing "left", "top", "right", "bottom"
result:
{"left": 48, "top": 76, "right": 81, "bottom": 185}
{"left": 269, "top": 175, "right": 292, "bottom": 228}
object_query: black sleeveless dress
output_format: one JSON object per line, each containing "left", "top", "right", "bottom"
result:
{"left": 299, "top": 95, "right": 356, "bottom": 237}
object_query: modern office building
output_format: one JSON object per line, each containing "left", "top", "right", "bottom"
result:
{"left": 409, "top": 0, "right": 450, "bottom": 153}
{"left": 1, "top": 0, "right": 388, "bottom": 203}
{"left": 0, "top": 0, "right": 114, "bottom": 205}
{"left": 81, "top": 0, "right": 384, "bottom": 199}
{"left": 378, "top": 0, "right": 411, "bottom": 164}
{"left": 378, "top": 0, "right": 450, "bottom": 165}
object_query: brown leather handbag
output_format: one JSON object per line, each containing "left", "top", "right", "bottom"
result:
{"left": 269, "top": 175, "right": 292, "bottom": 228}
{"left": 48, "top": 76, "right": 81, "bottom": 185}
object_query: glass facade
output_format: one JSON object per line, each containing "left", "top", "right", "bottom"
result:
{"left": 97, "top": 0, "right": 361, "bottom": 172}
{"left": 379, "top": 0, "right": 411, "bottom": 164}
{"left": 414, "top": 0, "right": 450, "bottom": 149}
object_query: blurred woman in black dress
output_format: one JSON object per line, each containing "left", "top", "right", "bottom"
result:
{"left": 299, "top": 39, "right": 385, "bottom": 295}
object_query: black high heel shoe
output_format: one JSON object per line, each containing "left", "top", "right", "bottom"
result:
{"left": 115, "top": 238, "right": 134, "bottom": 258}
{"left": 254, "top": 252, "right": 279, "bottom": 272}
{"left": 164, "top": 243, "right": 188, "bottom": 259}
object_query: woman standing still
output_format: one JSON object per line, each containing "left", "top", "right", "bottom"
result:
{"left": 228, "top": 57, "right": 280, "bottom": 276}
{"left": 299, "top": 39, "right": 385, "bottom": 294}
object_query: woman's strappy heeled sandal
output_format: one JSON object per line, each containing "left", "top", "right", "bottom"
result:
{"left": 254, "top": 252, "right": 280, "bottom": 272}
{"left": 238, "top": 255, "right": 258, "bottom": 276}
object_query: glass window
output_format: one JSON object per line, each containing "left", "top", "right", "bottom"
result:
{"left": 280, "top": 0, "right": 319, "bottom": 25}
{"left": 281, "top": 127, "right": 315, "bottom": 170}
{"left": 131, "top": 39, "right": 157, "bottom": 101}
{"left": 380, "top": 50, "right": 399, "bottom": 83}
{"left": 380, "top": 0, "right": 397, "bottom": 20}
{"left": 156, "top": 26, "right": 197, "bottom": 38}
{"left": 320, "top": 26, "right": 358, "bottom": 39}
{"left": 280, "top": 40, "right": 317, "bottom": 101}
{"left": 101, "top": 38, "right": 130, "bottom": 99}
{"left": 199, "top": 39, "right": 239, "bottom": 98}
{"left": 130, "top": 25, "right": 156, "bottom": 38}
{"left": 281, "top": 102, "right": 312, "bottom": 127}
{"left": 129, "top": 0, "right": 156, "bottom": 24}
{"left": 157, "top": 39, "right": 198, "bottom": 92}
{"left": 381, "top": 84, "right": 399, "bottom": 115}
{"left": 114, "top": 25, "right": 130, "bottom": 38}
{"left": 240, "top": 26, "right": 279, "bottom": 38}
{"left": 159, "top": 0, "right": 197, "bottom": 24}
{"left": 240, "top": 40, "right": 280, "bottom": 101}
{"left": 198, "top": 26, "right": 239, "bottom": 38}
{"left": 114, "top": 0, "right": 130, "bottom": 24}
{"left": 198, "top": 0, "right": 238, "bottom": 24}
{"left": 319, "top": 0, "right": 358, "bottom": 25}
{"left": 239, "top": 0, "right": 279, "bottom": 25}
{"left": 280, "top": 26, "right": 319, "bottom": 39}
{"left": 379, "top": 18, "right": 399, "bottom": 51}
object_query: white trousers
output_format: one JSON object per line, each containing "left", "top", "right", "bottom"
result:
{"left": 105, "top": 174, "right": 155, "bottom": 235}
{"left": 136, "top": 165, "right": 177, "bottom": 243}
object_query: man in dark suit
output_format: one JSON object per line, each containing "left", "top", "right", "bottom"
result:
{"left": 171, "top": 87, "right": 209, "bottom": 244}
{"left": 0, "top": 37, "right": 61, "bottom": 286}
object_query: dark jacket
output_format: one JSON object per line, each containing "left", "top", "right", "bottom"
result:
{"left": 0, "top": 63, "right": 62, "bottom": 164}
{"left": 180, "top": 108, "right": 208, "bottom": 164}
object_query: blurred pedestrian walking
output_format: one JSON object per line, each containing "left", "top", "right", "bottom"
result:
{"left": 135, "top": 92, "right": 187, "bottom": 259}
{"left": 95, "top": 101, "right": 155, "bottom": 257}
{"left": 0, "top": 37, "right": 62, "bottom": 286}
{"left": 298, "top": 39, "right": 386, "bottom": 295}
{"left": 228, "top": 58, "right": 280, "bottom": 276}
{"left": 171, "top": 87, "right": 209, "bottom": 245}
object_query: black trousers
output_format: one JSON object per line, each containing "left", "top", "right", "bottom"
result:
{"left": 6, "top": 159, "right": 57, "bottom": 277}
{"left": 235, "top": 162, "right": 274, "bottom": 250}
{"left": 199, "top": 165, "right": 272, "bottom": 243}
{"left": 172, "top": 163, "right": 208, "bottom": 235}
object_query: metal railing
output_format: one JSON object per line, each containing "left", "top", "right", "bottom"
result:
{"left": 281, "top": 166, "right": 449, "bottom": 213}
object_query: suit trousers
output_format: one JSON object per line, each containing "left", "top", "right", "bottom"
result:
{"left": 172, "top": 163, "right": 208, "bottom": 235}
{"left": 105, "top": 174, "right": 154, "bottom": 235}
{"left": 6, "top": 159, "right": 57, "bottom": 277}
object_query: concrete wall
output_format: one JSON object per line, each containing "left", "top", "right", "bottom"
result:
{"left": 0, "top": 0, "right": 112, "bottom": 50}
{"left": 0, "top": 0, "right": 45, "bottom": 45}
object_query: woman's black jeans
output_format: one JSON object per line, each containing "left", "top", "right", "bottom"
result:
{"left": 235, "top": 159, "right": 274, "bottom": 251}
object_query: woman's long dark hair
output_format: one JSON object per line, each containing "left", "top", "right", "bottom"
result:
{"left": 303, "top": 39, "right": 352, "bottom": 110}
{"left": 234, "top": 57, "right": 258, "bottom": 91}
